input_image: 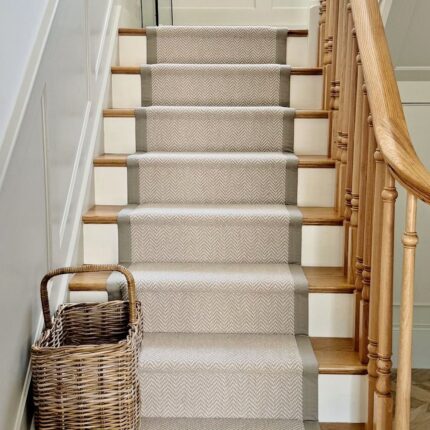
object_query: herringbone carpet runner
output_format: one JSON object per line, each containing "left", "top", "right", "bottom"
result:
{"left": 110, "top": 26, "right": 320, "bottom": 430}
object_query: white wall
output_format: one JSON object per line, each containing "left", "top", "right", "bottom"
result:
{"left": 392, "top": 81, "right": 430, "bottom": 369}
{"left": 0, "top": 0, "right": 50, "bottom": 146}
{"left": 0, "top": 1, "right": 135, "bottom": 428}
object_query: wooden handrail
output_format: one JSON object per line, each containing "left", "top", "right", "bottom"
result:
{"left": 350, "top": 0, "right": 430, "bottom": 204}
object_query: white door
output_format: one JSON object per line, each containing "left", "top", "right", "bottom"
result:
{"left": 170, "top": 0, "right": 314, "bottom": 28}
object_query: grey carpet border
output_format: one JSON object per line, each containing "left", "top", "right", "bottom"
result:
{"left": 107, "top": 264, "right": 130, "bottom": 301}
{"left": 290, "top": 264, "right": 309, "bottom": 335}
{"left": 303, "top": 421, "right": 321, "bottom": 430}
{"left": 146, "top": 27, "right": 157, "bottom": 64}
{"left": 279, "top": 66, "right": 291, "bottom": 107}
{"left": 296, "top": 336, "right": 319, "bottom": 422}
{"left": 283, "top": 108, "right": 295, "bottom": 152}
{"left": 118, "top": 205, "right": 137, "bottom": 264}
{"left": 287, "top": 206, "right": 303, "bottom": 265}
{"left": 135, "top": 108, "right": 148, "bottom": 152}
{"left": 276, "top": 28, "right": 289, "bottom": 64}
{"left": 127, "top": 155, "right": 140, "bottom": 204}
{"left": 141, "top": 67, "right": 152, "bottom": 106}
{"left": 285, "top": 154, "right": 298, "bottom": 204}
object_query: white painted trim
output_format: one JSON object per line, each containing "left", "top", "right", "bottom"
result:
{"left": 59, "top": 101, "right": 92, "bottom": 246}
{"left": 0, "top": 0, "right": 59, "bottom": 192}
{"left": 12, "top": 7, "right": 122, "bottom": 430}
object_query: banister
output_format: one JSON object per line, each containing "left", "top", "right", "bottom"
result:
{"left": 350, "top": 0, "right": 430, "bottom": 204}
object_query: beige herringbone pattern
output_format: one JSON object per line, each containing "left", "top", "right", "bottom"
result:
{"left": 146, "top": 65, "right": 288, "bottom": 106}
{"left": 111, "top": 262, "right": 303, "bottom": 334}
{"left": 128, "top": 204, "right": 300, "bottom": 264}
{"left": 139, "top": 333, "right": 303, "bottom": 419}
{"left": 131, "top": 153, "right": 297, "bottom": 204}
{"left": 138, "top": 107, "right": 294, "bottom": 153}
{"left": 148, "top": 26, "right": 285, "bottom": 64}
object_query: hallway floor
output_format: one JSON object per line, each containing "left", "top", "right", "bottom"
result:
{"left": 393, "top": 370, "right": 430, "bottom": 430}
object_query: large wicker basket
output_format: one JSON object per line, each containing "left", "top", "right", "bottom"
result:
{"left": 31, "top": 264, "right": 143, "bottom": 430}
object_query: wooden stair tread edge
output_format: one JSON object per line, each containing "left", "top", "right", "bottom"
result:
{"left": 103, "top": 109, "right": 330, "bottom": 119}
{"left": 111, "top": 66, "right": 324, "bottom": 75}
{"left": 93, "top": 154, "right": 336, "bottom": 168}
{"left": 304, "top": 267, "right": 353, "bottom": 293}
{"left": 118, "top": 28, "right": 309, "bottom": 37}
{"left": 83, "top": 206, "right": 342, "bottom": 226}
{"left": 70, "top": 262, "right": 350, "bottom": 296}
{"left": 311, "top": 338, "right": 367, "bottom": 375}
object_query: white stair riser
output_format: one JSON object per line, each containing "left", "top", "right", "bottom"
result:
{"left": 83, "top": 223, "right": 344, "bottom": 268}
{"left": 93, "top": 166, "right": 336, "bottom": 207}
{"left": 319, "top": 375, "right": 368, "bottom": 423}
{"left": 103, "top": 116, "right": 330, "bottom": 156}
{"left": 119, "top": 35, "right": 313, "bottom": 68}
{"left": 111, "top": 74, "right": 324, "bottom": 110}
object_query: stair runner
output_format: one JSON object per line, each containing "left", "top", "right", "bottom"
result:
{"left": 109, "top": 26, "right": 320, "bottom": 429}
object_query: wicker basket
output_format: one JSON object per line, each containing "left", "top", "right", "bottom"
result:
{"left": 31, "top": 264, "right": 143, "bottom": 430}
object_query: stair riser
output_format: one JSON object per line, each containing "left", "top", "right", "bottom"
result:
{"left": 111, "top": 74, "right": 324, "bottom": 110}
{"left": 136, "top": 374, "right": 367, "bottom": 422}
{"left": 119, "top": 35, "right": 314, "bottom": 68}
{"left": 93, "top": 166, "right": 336, "bottom": 207}
{"left": 103, "top": 116, "right": 330, "bottom": 156}
{"left": 70, "top": 287, "right": 353, "bottom": 339}
{"left": 82, "top": 224, "right": 344, "bottom": 268}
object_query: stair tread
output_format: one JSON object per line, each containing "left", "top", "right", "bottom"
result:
{"left": 94, "top": 153, "right": 335, "bottom": 168}
{"left": 139, "top": 418, "right": 362, "bottom": 430}
{"left": 311, "top": 338, "right": 367, "bottom": 375}
{"left": 140, "top": 418, "right": 320, "bottom": 430}
{"left": 103, "top": 108, "right": 329, "bottom": 119}
{"left": 304, "top": 267, "right": 353, "bottom": 293}
{"left": 119, "top": 27, "right": 309, "bottom": 37}
{"left": 112, "top": 65, "right": 323, "bottom": 75}
{"left": 82, "top": 205, "right": 342, "bottom": 226}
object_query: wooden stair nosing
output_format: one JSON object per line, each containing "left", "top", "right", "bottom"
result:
{"left": 93, "top": 154, "right": 336, "bottom": 169}
{"left": 83, "top": 205, "right": 343, "bottom": 226}
{"left": 103, "top": 108, "right": 330, "bottom": 119}
{"left": 111, "top": 66, "right": 324, "bottom": 75}
{"left": 118, "top": 28, "right": 309, "bottom": 37}
{"left": 320, "top": 424, "right": 364, "bottom": 430}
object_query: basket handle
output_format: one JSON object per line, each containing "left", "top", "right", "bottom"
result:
{"left": 40, "top": 264, "right": 137, "bottom": 330}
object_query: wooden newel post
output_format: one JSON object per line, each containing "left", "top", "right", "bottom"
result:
{"left": 374, "top": 169, "right": 397, "bottom": 430}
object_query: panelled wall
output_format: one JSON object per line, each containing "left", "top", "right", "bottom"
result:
{"left": 0, "top": 2, "right": 127, "bottom": 429}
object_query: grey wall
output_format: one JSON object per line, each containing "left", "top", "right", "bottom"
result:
{"left": 0, "top": 1, "right": 131, "bottom": 428}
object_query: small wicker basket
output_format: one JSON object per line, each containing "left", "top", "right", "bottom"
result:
{"left": 31, "top": 264, "right": 143, "bottom": 430}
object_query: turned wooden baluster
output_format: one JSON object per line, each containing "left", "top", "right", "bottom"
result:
{"left": 319, "top": 0, "right": 327, "bottom": 67}
{"left": 374, "top": 169, "right": 397, "bottom": 430}
{"left": 329, "top": 0, "right": 345, "bottom": 158}
{"left": 359, "top": 113, "right": 375, "bottom": 365}
{"left": 342, "top": 21, "right": 359, "bottom": 274}
{"left": 336, "top": 2, "right": 354, "bottom": 222}
{"left": 367, "top": 144, "right": 385, "bottom": 430}
{"left": 347, "top": 51, "right": 362, "bottom": 285}
{"left": 333, "top": 0, "right": 349, "bottom": 194}
{"left": 394, "top": 193, "right": 418, "bottom": 430}
{"left": 351, "top": 84, "right": 370, "bottom": 348}
{"left": 323, "top": 0, "right": 339, "bottom": 109}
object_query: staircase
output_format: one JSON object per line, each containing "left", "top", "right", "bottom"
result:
{"left": 70, "top": 26, "right": 367, "bottom": 429}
